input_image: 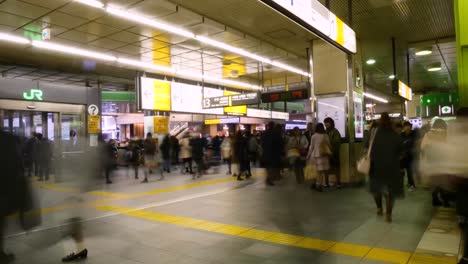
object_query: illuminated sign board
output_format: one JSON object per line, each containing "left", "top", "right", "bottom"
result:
{"left": 261, "top": 89, "right": 309, "bottom": 103}
{"left": 203, "top": 92, "right": 259, "bottom": 109}
{"left": 204, "top": 117, "right": 240, "bottom": 125}
{"left": 265, "top": 0, "right": 356, "bottom": 53}
{"left": 393, "top": 80, "right": 412, "bottom": 101}
{"left": 23, "top": 88, "right": 43, "bottom": 101}
{"left": 271, "top": 111, "right": 290, "bottom": 120}
{"left": 247, "top": 108, "right": 272, "bottom": 119}
{"left": 140, "top": 77, "right": 171, "bottom": 111}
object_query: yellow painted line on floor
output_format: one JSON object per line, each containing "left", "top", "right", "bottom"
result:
{"left": 94, "top": 205, "right": 459, "bottom": 264}
{"left": 36, "top": 184, "right": 80, "bottom": 193}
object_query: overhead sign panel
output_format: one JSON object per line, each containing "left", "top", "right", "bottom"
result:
{"left": 140, "top": 77, "right": 171, "bottom": 111}
{"left": 266, "top": 0, "right": 356, "bottom": 53}
{"left": 205, "top": 117, "right": 240, "bottom": 125}
{"left": 247, "top": 108, "right": 272, "bottom": 119}
{"left": 203, "top": 92, "right": 259, "bottom": 109}
{"left": 171, "top": 82, "right": 223, "bottom": 115}
{"left": 392, "top": 80, "right": 413, "bottom": 101}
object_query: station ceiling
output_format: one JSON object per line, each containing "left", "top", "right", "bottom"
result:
{"left": 0, "top": 0, "right": 457, "bottom": 97}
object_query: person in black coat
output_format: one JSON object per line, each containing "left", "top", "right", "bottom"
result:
{"left": 262, "top": 122, "right": 284, "bottom": 186}
{"left": 191, "top": 134, "right": 207, "bottom": 178}
{"left": 0, "top": 131, "right": 25, "bottom": 263}
{"left": 160, "top": 134, "right": 171, "bottom": 173}
{"left": 367, "top": 113, "right": 403, "bottom": 223}
{"left": 36, "top": 133, "right": 52, "bottom": 181}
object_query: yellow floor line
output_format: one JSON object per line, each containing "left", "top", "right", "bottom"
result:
{"left": 94, "top": 205, "right": 457, "bottom": 264}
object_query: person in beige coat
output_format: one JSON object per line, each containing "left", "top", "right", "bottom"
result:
{"left": 179, "top": 133, "right": 193, "bottom": 175}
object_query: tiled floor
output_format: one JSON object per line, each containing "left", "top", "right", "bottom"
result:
{"left": 3, "top": 166, "right": 454, "bottom": 263}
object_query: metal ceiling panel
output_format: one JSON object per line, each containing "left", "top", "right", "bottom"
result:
{"left": 19, "top": 0, "right": 69, "bottom": 10}
{"left": 58, "top": 30, "right": 101, "bottom": 44}
{"left": 157, "top": 6, "right": 202, "bottom": 27}
{"left": 94, "top": 15, "right": 137, "bottom": 30}
{"left": 88, "top": 37, "right": 127, "bottom": 50}
{"left": 0, "top": 12, "right": 31, "bottom": 28}
{"left": 0, "top": 0, "right": 50, "bottom": 19}
{"left": 187, "top": 18, "right": 225, "bottom": 36}
{"left": 107, "top": 31, "right": 149, "bottom": 44}
{"left": 114, "top": 44, "right": 151, "bottom": 56}
{"left": 75, "top": 22, "right": 121, "bottom": 37}
{"left": 42, "top": 11, "right": 88, "bottom": 28}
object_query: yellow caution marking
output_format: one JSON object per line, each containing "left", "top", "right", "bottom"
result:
{"left": 94, "top": 205, "right": 459, "bottom": 263}
{"left": 365, "top": 247, "right": 412, "bottom": 264}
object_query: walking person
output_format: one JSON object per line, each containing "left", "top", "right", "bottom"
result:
{"left": 23, "top": 132, "right": 37, "bottom": 177}
{"left": 367, "top": 113, "right": 403, "bottom": 223}
{"left": 307, "top": 123, "right": 332, "bottom": 191}
{"left": 191, "top": 133, "right": 206, "bottom": 179}
{"left": 160, "top": 134, "right": 171, "bottom": 174}
{"left": 142, "top": 133, "right": 159, "bottom": 183}
{"left": 262, "top": 122, "right": 284, "bottom": 186}
{"left": 102, "top": 138, "right": 116, "bottom": 184}
{"left": 324, "top": 118, "right": 342, "bottom": 188}
{"left": 401, "top": 121, "right": 417, "bottom": 190}
{"left": 286, "top": 127, "right": 309, "bottom": 184}
{"left": 127, "top": 140, "right": 141, "bottom": 180}
{"left": 179, "top": 133, "right": 193, "bottom": 174}
{"left": 221, "top": 135, "right": 233, "bottom": 175}
{"left": 170, "top": 136, "right": 180, "bottom": 166}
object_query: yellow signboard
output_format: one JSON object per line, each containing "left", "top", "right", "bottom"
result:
{"left": 87, "top": 115, "right": 100, "bottom": 134}
{"left": 205, "top": 119, "right": 221, "bottom": 125}
{"left": 153, "top": 80, "right": 171, "bottom": 111}
{"left": 398, "top": 81, "right": 413, "bottom": 101}
{"left": 153, "top": 116, "right": 169, "bottom": 134}
{"left": 223, "top": 91, "right": 247, "bottom": 115}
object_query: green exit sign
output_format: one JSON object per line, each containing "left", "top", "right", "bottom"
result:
{"left": 23, "top": 88, "right": 43, "bottom": 101}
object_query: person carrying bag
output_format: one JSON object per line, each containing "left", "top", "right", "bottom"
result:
{"left": 357, "top": 128, "right": 378, "bottom": 175}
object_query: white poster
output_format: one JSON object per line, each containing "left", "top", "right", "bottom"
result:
{"left": 170, "top": 82, "right": 223, "bottom": 115}
{"left": 247, "top": 108, "right": 272, "bottom": 119}
{"left": 317, "top": 96, "right": 346, "bottom": 137}
{"left": 140, "top": 77, "right": 155, "bottom": 110}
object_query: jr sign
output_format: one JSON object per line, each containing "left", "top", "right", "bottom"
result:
{"left": 23, "top": 88, "right": 43, "bottom": 101}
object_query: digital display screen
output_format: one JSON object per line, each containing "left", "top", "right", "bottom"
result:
{"left": 261, "top": 89, "right": 309, "bottom": 103}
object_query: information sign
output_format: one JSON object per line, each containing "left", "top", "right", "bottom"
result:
{"left": 87, "top": 115, "right": 100, "bottom": 134}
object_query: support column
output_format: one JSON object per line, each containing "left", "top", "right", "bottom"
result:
{"left": 455, "top": 0, "right": 468, "bottom": 107}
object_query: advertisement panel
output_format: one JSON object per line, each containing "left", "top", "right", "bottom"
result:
{"left": 353, "top": 92, "right": 364, "bottom": 139}
{"left": 317, "top": 96, "right": 346, "bottom": 137}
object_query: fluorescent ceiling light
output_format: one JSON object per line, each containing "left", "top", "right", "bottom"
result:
{"left": 389, "top": 75, "right": 395, "bottom": 80}
{"left": 32, "top": 41, "right": 117, "bottom": 61}
{"left": 415, "top": 50, "right": 432, "bottom": 56}
{"left": 0, "top": 33, "right": 31, "bottom": 44}
{"left": 427, "top": 67, "right": 441, "bottom": 72}
{"left": 363, "top": 92, "right": 388, "bottom": 103}
{"left": 74, "top": 0, "right": 104, "bottom": 8}
{"left": 366, "top": 59, "right": 376, "bottom": 65}
{"left": 73, "top": 1, "right": 309, "bottom": 77}
{"left": 106, "top": 7, "right": 195, "bottom": 39}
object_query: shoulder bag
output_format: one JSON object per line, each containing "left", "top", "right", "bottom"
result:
{"left": 357, "top": 128, "right": 378, "bottom": 175}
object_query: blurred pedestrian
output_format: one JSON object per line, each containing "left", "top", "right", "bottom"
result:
{"left": 286, "top": 127, "right": 308, "bottom": 184}
{"left": 367, "top": 113, "right": 403, "bottom": 223}
{"left": 36, "top": 133, "right": 52, "bottom": 181}
{"left": 160, "top": 134, "right": 171, "bottom": 174}
{"left": 401, "top": 121, "right": 417, "bottom": 190}
{"left": 324, "top": 117, "right": 342, "bottom": 188}
{"left": 262, "top": 122, "right": 284, "bottom": 186}
{"left": 234, "top": 131, "right": 249, "bottom": 181}
{"left": 23, "top": 132, "right": 37, "bottom": 177}
{"left": 221, "top": 135, "right": 233, "bottom": 175}
{"left": 142, "top": 133, "right": 159, "bottom": 183}
{"left": 101, "top": 138, "right": 116, "bottom": 184}
{"left": 191, "top": 133, "right": 206, "bottom": 179}
{"left": 248, "top": 131, "right": 259, "bottom": 169}
{"left": 170, "top": 136, "right": 180, "bottom": 166}
{"left": 307, "top": 123, "right": 332, "bottom": 191}
{"left": 180, "top": 133, "right": 193, "bottom": 174}
{"left": 127, "top": 140, "right": 141, "bottom": 180}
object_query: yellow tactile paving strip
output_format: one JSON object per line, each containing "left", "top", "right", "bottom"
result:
{"left": 94, "top": 205, "right": 458, "bottom": 264}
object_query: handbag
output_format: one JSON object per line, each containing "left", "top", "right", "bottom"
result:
{"left": 319, "top": 140, "right": 332, "bottom": 156}
{"left": 304, "top": 163, "right": 318, "bottom": 181}
{"left": 357, "top": 128, "right": 378, "bottom": 175}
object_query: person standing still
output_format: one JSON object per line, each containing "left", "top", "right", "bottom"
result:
{"left": 307, "top": 123, "right": 332, "bottom": 191}
{"left": 36, "top": 133, "right": 52, "bottom": 181}
{"left": 401, "top": 121, "right": 417, "bottom": 190}
{"left": 221, "top": 135, "right": 233, "bottom": 175}
{"left": 142, "top": 133, "right": 158, "bottom": 183}
{"left": 324, "top": 118, "right": 342, "bottom": 188}
{"left": 262, "top": 122, "right": 284, "bottom": 186}
{"left": 180, "top": 133, "right": 193, "bottom": 174}
{"left": 160, "top": 134, "right": 171, "bottom": 174}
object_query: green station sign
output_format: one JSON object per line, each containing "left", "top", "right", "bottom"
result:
{"left": 23, "top": 88, "right": 43, "bottom": 101}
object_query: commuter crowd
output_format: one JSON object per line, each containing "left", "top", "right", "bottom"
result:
{"left": 1, "top": 109, "right": 468, "bottom": 264}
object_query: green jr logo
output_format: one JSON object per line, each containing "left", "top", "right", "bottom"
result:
{"left": 23, "top": 88, "right": 43, "bottom": 101}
